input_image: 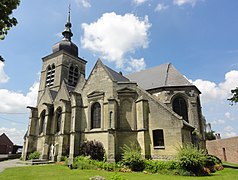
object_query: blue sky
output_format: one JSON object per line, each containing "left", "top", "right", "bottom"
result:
{"left": 0, "top": 0, "right": 238, "bottom": 145}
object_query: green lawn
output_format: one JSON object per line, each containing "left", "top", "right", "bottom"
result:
{"left": 0, "top": 164, "right": 237, "bottom": 180}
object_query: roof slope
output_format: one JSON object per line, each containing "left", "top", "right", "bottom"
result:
{"left": 126, "top": 63, "right": 192, "bottom": 90}
{"left": 104, "top": 65, "right": 129, "bottom": 82}
{"left": 0, "top": 133, "right": 13, "bottom": 145}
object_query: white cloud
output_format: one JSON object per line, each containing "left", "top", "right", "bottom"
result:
{"left": 0, "top": 127, "right": 26, "bottom": 145}
{"left": 211, "top": 119, "right": 225, "bottom": 125}
{"left": 223, "top": 125, "right": 236, "bottom": 138}
{"left": 0, "top": 62, "right": 9, "bottom": 83}
{"left": 0, "top": 82, "right": 39, "bottom": 113}
{"left": 133, "top": 0, "right": 148, "bottom": 5}
{"left": 126, "top": 58, "right": 146, "bottom": 72}
{"left": 81, "top": 12, "right": 151, "bottom": 69}
{"left": 173, "top": 0, "right": 198, "bottom": 6}
{"left": 225, "top": 112, "right": 231, "bottom": 119}
{"left": 192, "top": 70, "right": 238, "bottom": 103}
{"left": 155, "top": 3, "right": 169, "bottom": 12}
{"left": 75, "top": 0, "right": 91, "bottom": 8}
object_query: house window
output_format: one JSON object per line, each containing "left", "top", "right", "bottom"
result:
{"left": 91, "top": 102, "right": 101, "bottom": 129}
{"left": 56, "top": 107, "right": 62, "bottom": 133}
{"left": 68, "top": 65, "right": 79, "bottom": 87}
{"left": 172, "top": 96, "right": 188, "bottom": 122}
{"left": 46, "top": 64, "right": 55, "bottom": 87}
{"left": 39, "top": 110, "right": 46, "bottom": 135}
{"left": 153, "top": 129, "right": 164, "bottom": 147}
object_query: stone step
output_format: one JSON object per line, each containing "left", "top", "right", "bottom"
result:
{"left": 18, "top": 159, "right": 54, "bottom": 165}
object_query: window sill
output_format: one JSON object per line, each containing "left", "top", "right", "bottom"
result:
{"left": 90, "top": 128, "right": 101, "bottom": 131}
{"left": 154, "top": 146, "right": 165, "bottom": 149}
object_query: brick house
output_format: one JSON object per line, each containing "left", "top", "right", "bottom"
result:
{"left": 0, "top": 133, "right": 14, "bottom": 154}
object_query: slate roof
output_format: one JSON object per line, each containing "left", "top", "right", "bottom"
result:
{"left": 104, "top": 65, "right": 129, "bottom": 82}
{"left": 126, "top": 63, "right": 192, "bottom": 90}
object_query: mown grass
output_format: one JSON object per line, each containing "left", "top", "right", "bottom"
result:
{"left": 0, "top": 164, "right": 237, "bottom": 180}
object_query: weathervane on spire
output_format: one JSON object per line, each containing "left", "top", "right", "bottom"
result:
{"left": 68, "top": 4, "right": 71, "bottom": 23}
{"left": 62, "top": 4, "right": 73, "bottom": 41}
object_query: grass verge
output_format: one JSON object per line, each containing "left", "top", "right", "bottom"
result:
{"left": 0, "top": 164, "right": 237, "bottom": 180}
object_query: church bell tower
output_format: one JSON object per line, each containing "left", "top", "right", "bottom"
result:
{"left": 37, "top": 9, "right": 87, "bottom": 104}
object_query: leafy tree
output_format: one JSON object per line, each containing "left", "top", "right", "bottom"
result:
{"left": 0, "top": 0, "right": 20, "bottom": 40}
{"left": 228, "top": 87, "right": 238, "bottom": 105}
{"left": 205, "top": 131, "right": 216, "bottom": 141}
{"left": 0, "top": 56, "right": 4, "bottom": 62}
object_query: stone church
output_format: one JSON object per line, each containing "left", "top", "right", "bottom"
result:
{"left": 22, "top": 13, "right": 205, "bottom": 162}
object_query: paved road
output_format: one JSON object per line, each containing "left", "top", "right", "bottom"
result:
{"left": 0, "top": 159, "right": 29, "bottom": 173}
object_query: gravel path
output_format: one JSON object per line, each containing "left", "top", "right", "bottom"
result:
{"left": 0, "top": 159, "right": 29, "bottom": 173}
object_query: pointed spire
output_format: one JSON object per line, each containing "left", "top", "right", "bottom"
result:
{"left": 62, "top": 4, "right": 73, "bottom": 41}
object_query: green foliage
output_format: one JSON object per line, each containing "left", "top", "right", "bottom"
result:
{"left": 176, "top": 144, "right": 208, "bottom": 176}
{"left": 204, "top": 154, "right": 221, "bottom": 167}
{"left": 28, "top": 151, "right": 40, "bottom": 160}
{"left": 121, "top": 143, "right": 145, "bottom": 171}
{"left": 144, "top": 160, "right": 180, "bottom": 174}
{"left": 0, "top": 164, "right": 236, "bottom": 180}
{"left": 0, "top": 0, "right": 20, "bottom": 40}
{"left": 228, "top": 87, "right": 238, "bottom": 105}
{"left": 110, "top": 173, "right": 126, "bottom": 180}
{"left": 79, "top": 140, "right": 105, "bottom": 161}
{"left": 72, "top": 156, "right": 116, "bottom": 171}
{"left": 60, "top": 156, "right": 68, "bottom": 162}
{"left": 205, "top": 131, "right": 216, "bottom": 140}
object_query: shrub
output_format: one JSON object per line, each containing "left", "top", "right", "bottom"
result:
{"left": 60, "top": 156, "right": 68, "bottom": 162}
{"left": 176, "top": 144, "right": 207, "bottom": 176}
{"left": 144, "top": 160, "right": 180, "bottom": 174}
{"left": 79, "top": 140, "right": 105, "bottom": 161}
{"left": 28, "top": 151, "right": 40, "bottom": 160}
{"left": 72, "top": 156, "right": 116, "bottom": 171}
{"left": 72, "top": 156, "right": 97, "bottom": 170}
{"left": 204, "top": 154, "right": 223, "bottom": 173}
{"left": 121, "top": 143, "right": 145, "bottom": 171}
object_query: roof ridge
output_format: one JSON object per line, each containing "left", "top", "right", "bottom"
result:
{"left": 164, "top": 63, "right": 171, "bottom": 86}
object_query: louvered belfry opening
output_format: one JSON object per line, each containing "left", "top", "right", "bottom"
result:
{"left": 46, "top": 64, "right": 55, "bottom": 87}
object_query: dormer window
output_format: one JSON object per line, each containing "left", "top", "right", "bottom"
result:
{"left": 46, "top": 64, "right": 55, "bottom": 87}
{"left": 68, "top": 65, "right": 79, "bottom": 87}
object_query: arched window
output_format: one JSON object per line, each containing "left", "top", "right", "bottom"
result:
{"left": 46, "top": 64, "right": 55, "bottom": 87}
{"left": 91, "top": 102, "right": 101, "bottom": 129}
{"left": 39, "top": 110, "right": 46, "bottom": 134}
{"left": 68, "top": 65, "right": 79, "bottom": 87}
{"left": 172, "top": 96, "right": 188, "bottom": 122}
{"left": 56, "top": 107, "right": 62, "bottom": 133}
